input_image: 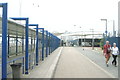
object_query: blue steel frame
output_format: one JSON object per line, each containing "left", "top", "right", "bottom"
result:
{"left": 49, "top": 33, "right": 51, "bottom": 53}
{"left": 16, "top": 33, "right": 18, "bottom": 55}
{"left": 22, "top": 35, "right": 24, "bottom": 54}
{"left": 31, "top": 35, "right": 33, "bottom": 51}
{"left": 0, "top": 3, "right": 60, "bottom": 79}
{"left": 8, "top": 34, "right": 10, "bottom": 57}
{"left": 48, "top": 32, "right": 50, "bottom": 53}
{"left": 50, "top": 33, "right": 60, "bottom": 53}
{"left": 48, "top": 32, "right": 50, "bottom": 55}
{"left": 51, "top": 34, "right": 54, "bottom": 53}
{"left": 45, "top": 30, "right": 48, "bottom": 57}
{"left": 50, "top": 33, "right": 53, "bottom": 53}
{"left": 0, "top": 3, "right": 8, "bottom": 79}
{"left": 10, "top": 17, "right": 29, "bottom": 74}
{"left": 38, "top": 28, "right": 44, "bottom": 61}
{"left": 49, "top": 32, "right": 52, "bottom": 55}
{"left": 29, "top": 24, "right": 39, "bottom": 65}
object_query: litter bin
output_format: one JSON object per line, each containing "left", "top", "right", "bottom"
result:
{"left": 10, "top": 63, "right": 22, "bottom": 80}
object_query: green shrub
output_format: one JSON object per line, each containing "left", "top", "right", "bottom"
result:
{"left": 100, "top": 38, "right": 104, "bottom": 50}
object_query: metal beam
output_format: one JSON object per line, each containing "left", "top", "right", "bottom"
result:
{"left": 45, "top": 30, "right": 48, "bottom": 57}
{"left": 36, "top": 28, "right": 44, "bottom": 61}
{"left": 0, "top": 3, "right": 8, "bottom": 79}
{"left": 29, "top": 24, "right": 39, "bottom": 65}
{"left": 10, "top": 17, "right": 29, "bottom": 74}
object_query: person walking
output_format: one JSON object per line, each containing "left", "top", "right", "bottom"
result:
{"left": 111, "top": 43, "right": 119, "bottom": 67}
{"left": 103, "top": 41, "right": 111, "bottom": 67}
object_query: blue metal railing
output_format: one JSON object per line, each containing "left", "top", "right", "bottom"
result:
{"left": 0, "top": 3, "right": 61, "bottom": 79}
{"left": 6, "top": 52, "right": 36, "bottom": 76}
{"left": 7, "top": 56, "right": 24, "bottom": 75}
{"left": 0, "top": 31, "right": 60, "bottom": 78}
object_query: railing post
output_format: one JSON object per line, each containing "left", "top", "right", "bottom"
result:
{"left": 29, "top": 24, "right": 39, "bottom": 65}
{"left": 42, "top": 29, "right": 44, "bottom": 61}
{"left": 45, "top": 31, "right": 48, "bottom": 57}
{"left": 8, "top": 34, "right": 10, "bottom": 58}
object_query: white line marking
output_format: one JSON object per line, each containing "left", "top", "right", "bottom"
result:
{"left": 80, "top": 52, "right": 116, "bottom": 78}
{"left": 46, "top": 47, "right": 63, "bottom": 78}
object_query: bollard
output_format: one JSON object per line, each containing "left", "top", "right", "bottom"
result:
{"left": 10, "top": 63, "right": 22, "bottom": 80}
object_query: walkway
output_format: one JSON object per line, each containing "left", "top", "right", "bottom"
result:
{"left": 23, "top": 47, "right": 62, "bottom": 78}
{"left": 75, "top": 47, "right": 118, "bottom": 77}
{"left": 22, "top": 47, "right": 118, "bottom": 78}
{"left": 53, "top": 47, "right": 116, "bottom": 78}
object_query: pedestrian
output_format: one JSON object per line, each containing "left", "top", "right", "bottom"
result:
{"left": 103, "top": 41, "right": 111, "bottom": 67}
{"left": 111, "top": 43, "right": 119, "bottom": 67}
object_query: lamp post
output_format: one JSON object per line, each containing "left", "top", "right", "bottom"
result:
{"left": 74, "top": 25, "right": 82, "bottom": 47}
{"left": 101, "top": 19, "right": 107, "bottom": 37}
{"left": 90, "top": 29, "right": 94, "bottom": 50}
{"left": 78, "top": 27, "right": 82, "bottom": 47}
{"left": 113, "top": 20, "right": 115, "bottom": 37}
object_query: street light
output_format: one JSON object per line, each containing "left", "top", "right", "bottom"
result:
{"left": 101, "top": 19, "right": 107, "bottom": 37}
{"left": 90, "top": 29, "right": 94, "bottom": 50}
{"left": 75, "top": 25, "right": 83, "bottom": 46}
{"left": 113, "top": 20, "right": 115, "bottom": 37}
{"left": 79, "top": 27, "right": 83, "bottom": 47}
{"left": 79, "top": 26, "right": 85, "bottom": 49}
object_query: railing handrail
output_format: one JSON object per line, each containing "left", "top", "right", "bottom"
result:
{"left": 7, "top": 56, "right": 24, "bottom": 63}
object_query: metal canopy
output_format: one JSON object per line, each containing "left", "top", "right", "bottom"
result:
{"left": 0, "top": 17, "right": 42, "bottom": 38}
{"left": 70, "top": 33, "right": 103, "bottom": 36}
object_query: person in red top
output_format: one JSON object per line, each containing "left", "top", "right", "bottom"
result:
{"left": 103, "top": 41, "right": 111, "bottom": 67}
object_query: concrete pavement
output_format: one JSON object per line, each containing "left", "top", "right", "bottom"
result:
{"left": 53, "top": 47, "right": 116, "bottom": 78}
{"left": 75, "top": 47, "right": 118, "bottom": 77}
{"left": 22, "top": 47, "right": 63, "bottom": 78}
{"left": 19, "top": 47, "right": 118, "bottom": 78}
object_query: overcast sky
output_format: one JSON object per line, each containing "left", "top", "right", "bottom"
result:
{"left": 0, "top": 0, "right": 120, "bottom": 33}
